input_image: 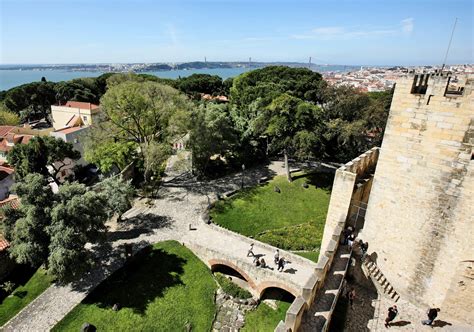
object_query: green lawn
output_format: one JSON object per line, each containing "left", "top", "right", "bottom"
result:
{"left": 0, "top": 268, "right": 54, "bottom": 326}
{"left": 294, "top": 250, "right": 320, "bottom": 263}
{"left": 52, "top": 241, "right": 217, "bottom": 332}
{"left": 211, "top": 172, "right": 333, "bottom": 250}
{"left": 242, "top": 301, "right": 292, "bottom": 332}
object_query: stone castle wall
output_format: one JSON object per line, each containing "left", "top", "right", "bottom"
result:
{"left": 319, "top": 147, "right": 379, "bottom": 255}
{"left": 361, "top": 74, "right": 473, "bottom": 323}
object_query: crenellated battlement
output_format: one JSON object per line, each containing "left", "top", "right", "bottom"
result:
{"left": 407, "top": 72, "right": 473, "bottom": 100}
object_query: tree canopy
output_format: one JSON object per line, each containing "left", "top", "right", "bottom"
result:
{"left": 1, "top": 174, "right": 135, "bottom": 282}
{"left": 89, "top": 80, "right": 192, "bottom": 182}
{"left": 7, "top": 136, "right": 81, "bottom": 184}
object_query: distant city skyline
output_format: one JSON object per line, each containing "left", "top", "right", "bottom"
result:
{"left": 0, "top": 0, "right": 472, "bottom": 65}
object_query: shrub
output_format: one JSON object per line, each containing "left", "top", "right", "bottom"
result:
{"left": 215, "top": 273, "right": 252, "bottom": 299}
{"left": 1, "top": 281, "right": 16, "bottom": 295}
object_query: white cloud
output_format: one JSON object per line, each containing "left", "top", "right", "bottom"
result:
{"left": 401, "top": 18, "right": 414, "bottom": 33}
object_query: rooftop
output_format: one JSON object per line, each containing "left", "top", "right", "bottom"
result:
{"left": 63, "top": 101, "right": 100, "bottom": 110}
{"left": 0, "top": 126, "right": 15, "bottom": 138}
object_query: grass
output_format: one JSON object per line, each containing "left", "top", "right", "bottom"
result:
{"left": 52, "top": 241, "right": 217, "bottom": 332}
{"left": 211, "top": 172, "right": 333, "bottom": 250}
{"left": 0, "top": 268, "right": 54, "bottom": 326}
{"left": 242, "top": 301, "right": 292, "bottom": 332}
{"left": 215, "top": 273, "right": 252, "bottom": 299}
{"left": 294, "top": 250, "right": 320, "bottom": 263}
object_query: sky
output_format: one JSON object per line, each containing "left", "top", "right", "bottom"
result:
{"left": 0, "top": 0, "right": 472, "bottom": 65}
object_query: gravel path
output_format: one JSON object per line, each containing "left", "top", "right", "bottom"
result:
{"left": 1, "top": 162, "right": 317, "bottom": 332}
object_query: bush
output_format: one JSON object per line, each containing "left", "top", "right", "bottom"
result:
{"left": 215, "top": 273, "right": 252, "bottom": 299}
{"left": 1, "top": 281, "right": 16, "bottom": 295}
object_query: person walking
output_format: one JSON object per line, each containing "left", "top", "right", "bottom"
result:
{"left": 274, "top": 249, "right": 280, "bottom": 265}
{"left": 347, "top": 233, "right": 356, "bottom": 247}
{"left": 384, "top": 305, "right": 398, "bottom": 328}
{"left": 422, "top": 308, "right": 440, "bottom": 326}
{"left": 347, "top": 288, "right": 356, "bottom": 308}
{"left": 277, "top": 257, "right": 285, "bottom": 272}
{"left": 247, "top": 243, "right": 254, "bottom": 257}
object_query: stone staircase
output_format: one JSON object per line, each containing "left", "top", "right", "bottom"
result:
{"left": 363, "top": 259, "right": 400, "bottom": 302}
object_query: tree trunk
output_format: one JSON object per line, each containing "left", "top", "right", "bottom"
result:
{"left": 284, "top": 148, "right": 292, "bottom": 182}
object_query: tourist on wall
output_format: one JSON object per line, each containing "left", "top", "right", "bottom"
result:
{"left": 347, "top": 233, "right": 356, "bottom": 247}
{"left": 247, "top": 243, "right": 254, "bottom": 257}
{"left": 277, "top": 257, "right": 286, "bottom": 272}
{"left": 274, "top": 249, "right": 280, "bottom": 264}
{"left": 422, "top": 308, "right": 440, "bottom": 326}
{"left": 384, "top": 305, "right": 398, "bottom": 328}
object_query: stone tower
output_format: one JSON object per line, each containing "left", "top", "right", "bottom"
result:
{"left": 361, "top": 73, "right": 473, "bottom": 323}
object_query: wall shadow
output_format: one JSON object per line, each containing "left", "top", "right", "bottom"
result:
{"left": 329, "top": 255, "right": 378, "bottom": 332}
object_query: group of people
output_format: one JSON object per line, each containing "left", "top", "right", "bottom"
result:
{"left": 384, "top": 304, "right": 441, "bottom": 328}
{"left": 247, "top": 244, "right": 287, "bottom": 272}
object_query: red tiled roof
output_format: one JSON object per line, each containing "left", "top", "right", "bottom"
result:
{"left": 0, "top": 236, "right": 9, "bottom": 252}
{"left": 64, "top": 101, "right": 99, "bottom": 110}
{"left": 0, "top": 165, "right": 14, "bottom": 175}
{"left": 0, "top": 126, "right": 15, "bottom": 138}
{"left": 0, "top": 196, "right": 20, "bottom": 210}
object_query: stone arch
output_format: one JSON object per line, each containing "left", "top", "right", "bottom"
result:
{"left": 257, "top": 281, "right": 299, "bottom": 300}
{"left": 208, "top": 258, "right": 257, "bottom": 289}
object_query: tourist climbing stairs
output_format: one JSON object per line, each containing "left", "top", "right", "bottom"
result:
{"left": 363, "top": 259, "right": 400, "bottom": 302}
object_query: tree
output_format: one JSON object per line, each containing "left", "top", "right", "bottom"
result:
{"left": 4, "top": 174, "right": 109, "bottom": 282}
{"left": 82, "top": 120, "right": 135, "bottom": 173}
{"left": 0, "top": 103, "right": 20, "bottom": 125}
{"left": 254, "top": 94, "right": 324, "bottom": 181}
{"left": 97, "top": 176, "right": 135, "bottom": 220}
{"left": 189, "top": 103, "right": 238, "bottom": 175}
{"left": 176, "top": 74, "right": 223, "bottom": 96}
{"left": 47, "top": 182, "right": 108, "bottom": 281}
{"left": 3, "top": 81, "right": 56, "bottom": 123}
{"left": 2, "top": 174, "right": 54, "bottom": 267}
{"left": 7, "top": 136, "right": 81, "bottom": 184}
{"left": 230, "top": 66, "right": 324, "bottom": 110}
{"left": 99, "top": 81, "right": 192, "bottom": 182}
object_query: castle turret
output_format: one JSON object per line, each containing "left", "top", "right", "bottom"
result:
{"left": 361, "top": 73, "right": 473, "bottom": 323}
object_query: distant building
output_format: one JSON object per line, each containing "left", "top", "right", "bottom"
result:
{"left": 50, "top": 126, "right": 89, "bottom": 182}
{"left": 51, "top": 101, "right": 101, "bottom": 130}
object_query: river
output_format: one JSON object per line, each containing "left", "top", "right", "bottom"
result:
{"left": 0, "top": 66, "right": 356, "bottom": 91}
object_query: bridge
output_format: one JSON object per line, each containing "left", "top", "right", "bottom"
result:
{"left": 185, "top": 224, "right": 317, "bottom": 300}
